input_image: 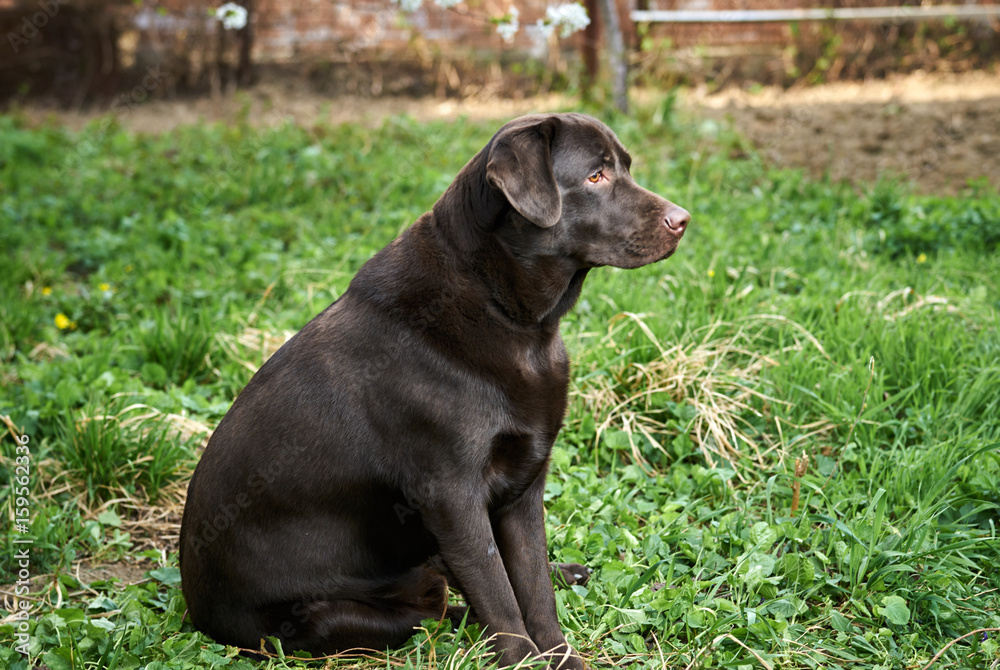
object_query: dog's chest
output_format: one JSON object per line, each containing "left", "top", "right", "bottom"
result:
{"left": 505, "top": 332, "right": 569, "bottom": 391}
{"left": 484, "top": 430, "right": 552, "bottom": 504}
{"left": 483, "top": 338, "right": 569, "bottom": 502}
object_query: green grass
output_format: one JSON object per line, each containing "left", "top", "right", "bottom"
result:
{"left": 1, "top": 100, "right": 998, "bottom": 670}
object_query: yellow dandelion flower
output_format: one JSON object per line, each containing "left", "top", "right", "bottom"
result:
{"left": 125, "top": 264, "right": 134, "bottom": 273}
{"left": 99, "top": 282, "right": 111, "bottom": 292}
{"left": 916, "top": 253, "right": 927, "bottom": 264}
{"left": 42, "top": 286, "right": 52, "bottom": 296}
{"left": 55, "top": 313, "right": 72, "bottom": 330}
{"left": 708, "top": 269, "right": 716, "bottom": 278}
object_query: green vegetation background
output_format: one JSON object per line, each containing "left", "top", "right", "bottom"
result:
{"left": 1, "top": 101, "right": 998, "bottom": 669}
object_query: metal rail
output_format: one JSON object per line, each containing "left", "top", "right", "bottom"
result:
{"left": 631, "top": 5, "right": 1000, "bottom": 23}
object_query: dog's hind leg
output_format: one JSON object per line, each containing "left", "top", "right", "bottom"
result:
{"left": 255, "top": 565, "right": 454, "bottom": 656}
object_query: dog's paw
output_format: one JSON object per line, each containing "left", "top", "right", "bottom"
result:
{"left": 549, "top": 562, "right": 592, "bottom": 588}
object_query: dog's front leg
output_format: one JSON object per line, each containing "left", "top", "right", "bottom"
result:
{"left": 422, "top": 498, "right": 541, "bottom": 667}
{"left": 493, "top": 467, "right": 586, "bottom": 670}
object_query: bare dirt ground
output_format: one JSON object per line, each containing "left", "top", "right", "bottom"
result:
{"left": 688, "top": 69, "right": 1000, "bottom": 194}
{"left": 23, "top": 69, "right": 1000, "bottom": 193}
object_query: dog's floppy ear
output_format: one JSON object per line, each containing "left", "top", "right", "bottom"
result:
{"left": 485, "top": 116, "right": 562, "bottom": 228}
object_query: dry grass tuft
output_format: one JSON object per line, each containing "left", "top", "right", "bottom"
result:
{"left": 80, "top": 404, "right": 204, "bottom": 548}
{"left": 33, "top": 403, "right": 207, "bottom": 551}
{"left": 90, "top": 477, "right": 190, "bottom": 556}
{"left": 28, "top": 342, "right": 71, "bottom": 361}
{"left": 575, "top": 313, "right": 833, "bottom": 475}
{"left": 94, "top": 401, "right": 213, "bottom": 446}
{"left": 837, "top": 286, "right": 961, "bottom": 321}
{"left": 216, "top": 326, "right": 296, "bottom": 373}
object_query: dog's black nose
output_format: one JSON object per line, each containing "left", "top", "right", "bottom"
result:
{"left": 665, "top": 204, "right": 690, "bottom": 233}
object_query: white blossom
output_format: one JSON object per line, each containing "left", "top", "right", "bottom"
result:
{"left": 215, "top": 3, "right": 248, "bottom": 31}
{"left": 535, "top": 18, "right": 555, "bottom": 38}
{"left": 390, "top": 2, "right": 589, "bottom": 42}
{"left": 540, "top": 3, "right": 590, "bottom": 38}
{"left": 394, "top": 0, "right": 424, "bottom": 11}
{"left": 496, "top": 6, "right": 520, "bottom": 42}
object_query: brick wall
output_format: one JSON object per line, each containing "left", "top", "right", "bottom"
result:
{"left": 2, "top": 0, "right": 995, "bottom": 101}
{"left": 252, "top": 0, "right": 543, "bottom": 62}
{"left": 121, "top": 1, "right": 569, "bottom": 64}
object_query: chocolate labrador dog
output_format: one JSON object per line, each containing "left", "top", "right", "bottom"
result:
{"left": 180, "top": 113, "right": 689, "bottom": 668}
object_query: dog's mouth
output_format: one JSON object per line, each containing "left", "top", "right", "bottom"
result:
{"left": 643, "top": 242, "right": 682, "bottom": 267}
{"left": 596, "top": 238, "right": 680, "bottom": 270}
{"left": 639, "top": 223, "right": 686, "bottom": 265}
{"left": 584, "top": 210, "right": 689, "bottom": 270}
{"left": 654, "top": 246, "right": 679, "bottom": 263}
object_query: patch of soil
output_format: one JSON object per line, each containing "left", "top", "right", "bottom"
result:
{"left": 73, "top": 558, "right": 151, "bottom": 586}
{"left": 687, "top": 70, "right": 1000, "bottom": 194}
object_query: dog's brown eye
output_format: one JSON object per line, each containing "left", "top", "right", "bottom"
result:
{"left": 587, "top": 170, "right": 603, "bottom": 183}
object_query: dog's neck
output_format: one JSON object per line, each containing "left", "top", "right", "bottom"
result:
{"left": 431, "top": 151, "right": 589, "bottom": 330}
{"left": 432, "top": 146, "right": 508, "bottom": 248}
{"left": 477, "top": 242, "right": 588, "bottom": 330}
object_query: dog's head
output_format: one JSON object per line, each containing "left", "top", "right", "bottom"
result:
{"left": 484, "top": 113, "right": 689, "bottom": 270}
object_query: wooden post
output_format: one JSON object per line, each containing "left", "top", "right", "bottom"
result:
{"left": 582, "top": 0, "right": 601, "bottom": 94}
{"left": 237, "top": 0, "right": 255, "bottom": 87}
{"left": 596, "top": 0, "right": 628, "bottom": 113}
